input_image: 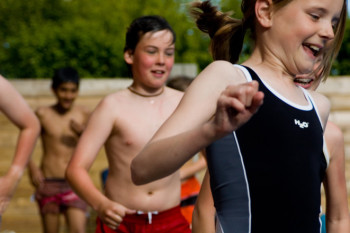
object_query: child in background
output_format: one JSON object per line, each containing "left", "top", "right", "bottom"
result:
{"left": 131, "top": 0, "right": 348, "bottom": 232}
{"left": 28, "top": 67, "right": 90, "bottom": 233}
{"left": 0, "top": 75, "right": 40, "bottom": 227}
{"left": 167, "top": 75, "right": 207, "bottom": 226}
{"left": 66, "top": 16, "right": 191, "bottom": 233}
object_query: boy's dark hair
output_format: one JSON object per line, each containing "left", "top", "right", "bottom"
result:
{"left": 52, "top": 67, "right": 80, "bottom": 89}
{"left": 124, "top": 15, "right": 176, "bottom": 53}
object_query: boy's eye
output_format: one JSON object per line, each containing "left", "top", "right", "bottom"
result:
{"left": 165, "top": 52, "right": 174, "bottom": 57}
{"left": 165, "top": 49, "right": 175, "bottom": 57}
{"left": 146, "top": 49, "right": 157, "bottom": 54}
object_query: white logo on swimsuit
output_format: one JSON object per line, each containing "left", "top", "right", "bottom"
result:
{"left": 294, "top": 119, "right": 309, "bottom": 129}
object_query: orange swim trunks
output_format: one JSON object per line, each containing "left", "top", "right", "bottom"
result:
{"left": 180, "top": 176, "right": 201, "bottom": 224}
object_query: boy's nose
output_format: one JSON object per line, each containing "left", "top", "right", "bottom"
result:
{"left": 156, "top": 54, "right": 165, "bottom": 65}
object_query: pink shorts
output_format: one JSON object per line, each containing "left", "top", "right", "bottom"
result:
{"left": 35, "top": 178, "right": 87, "bottom": 214}
{"left": 95, "top": 205, "right": 191, "bottom": 233}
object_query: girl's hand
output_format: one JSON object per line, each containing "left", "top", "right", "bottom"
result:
{"left": 96, "top": 199, "right": 136, "bottom": 230}
{"left": 212, "top": 81, "right": 264, "bottom": 138}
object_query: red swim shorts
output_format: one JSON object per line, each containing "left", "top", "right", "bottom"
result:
{"left": 95, "top": 205, "right": 191, "bottom": 233}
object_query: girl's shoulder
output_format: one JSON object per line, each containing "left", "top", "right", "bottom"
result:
{"left": 308, "top": 90, "right": 331, "bottom": 128}
{"left": 197, "top": 60, "right": 248, "bottom": 86}
{"left": 324, "top": 120, "right": 344, "bottom": 161}
{"left": 325, "top": 121, "right": 343, "bottom": 142}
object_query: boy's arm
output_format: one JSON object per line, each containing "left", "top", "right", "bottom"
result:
{"left": 323, "top": 121, "right": 350, "bottom": 232}
{"left": 66, "top": 97, "right": 135, "bottom": 230}
{"left": 0, "top": 76, "right": 40, "bottom": 214}
{"left": 192, "top": 170, "right": 216, "bottom": 233}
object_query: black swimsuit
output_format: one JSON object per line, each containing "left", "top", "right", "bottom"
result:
{"left": 206, "top": 65, "right": 327, "bottom": 233}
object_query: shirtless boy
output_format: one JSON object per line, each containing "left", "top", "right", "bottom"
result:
{"left": 28, "top": 67, "right": 90, "bottom": 233}
{"left": 66, "top": 16, "right": 191, "bottom": 233}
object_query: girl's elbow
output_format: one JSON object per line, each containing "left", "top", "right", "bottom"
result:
{"left": 130, "top": 162, "right": 147, "bottom": 185}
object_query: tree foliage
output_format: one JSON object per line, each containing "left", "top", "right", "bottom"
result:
{"left": 0, "top": 0, "right": 349, "bottom": 78}
{"left": 332, "top": 16, "right": 350, "bottom": 75}
{"left": 0, "top": 0, "right": 214, "bottom": 78}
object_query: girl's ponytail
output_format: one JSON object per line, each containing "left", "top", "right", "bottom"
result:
{"left": 191, "top": 1, "right": 246, "bottom": 64}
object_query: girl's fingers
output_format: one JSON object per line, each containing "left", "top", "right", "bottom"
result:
{"left": 220, "top": 81, "right": 261, "bottom": 112}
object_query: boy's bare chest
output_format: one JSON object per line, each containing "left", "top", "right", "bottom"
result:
{"left": 111, "top": 105, "right": 173, "bottom": 148}
{"left": 41, "top": 112, "right": 83, "bottom": 138}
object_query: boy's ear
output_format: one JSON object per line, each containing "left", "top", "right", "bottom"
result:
{"left": 124, "top": 49, "right": 134, "bottom": 65}
{"left": 255, "top": 0, "right": 273, "bottom": 28}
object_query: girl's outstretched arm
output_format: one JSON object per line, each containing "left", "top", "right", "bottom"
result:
{"left": 131, "top": 61, "right": 264, "bottom": 185}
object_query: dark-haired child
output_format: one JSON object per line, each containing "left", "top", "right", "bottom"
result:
{"left": 28, "top": 67, "right": 90, "bottom": 233}
{"left": 66, "top": 16, "right": 191, "bottom": 233}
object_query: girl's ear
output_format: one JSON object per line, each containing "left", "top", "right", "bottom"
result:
{"left": 255, "top": 0, "right": 273, "bottom": 28}
{"left": 124, "top": 49, "right": 134, "bottom": 65}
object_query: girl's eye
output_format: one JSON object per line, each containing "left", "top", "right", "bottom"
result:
{"left": 332, "top": 20, "right": 339, "bottom": 31}
{"left": 310, "top": 14, "right": 320, "bottom": 20}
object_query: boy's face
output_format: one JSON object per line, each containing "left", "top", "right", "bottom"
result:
{"left": 53, "top": 82, "right": 79, "bottom": 110}
{"left": 125, "top": 30, "right": 175, "bottom": 89}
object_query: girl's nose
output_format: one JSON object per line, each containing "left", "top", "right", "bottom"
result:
{"left": 320, "top": 21, "right": 335, "bottom": 40}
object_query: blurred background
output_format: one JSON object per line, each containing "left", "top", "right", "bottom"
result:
{"left": 0, "top": 0, "right": 350, "bottom": 232}
{"left": 0, "top": 0, "right": 349, "bottom": 79}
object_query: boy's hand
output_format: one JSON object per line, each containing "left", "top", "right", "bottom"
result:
{"left": 97, "top": 199, "right": 136, "bottom": 230}
{"left": 212, "top": 81, "right": 264, "bottom": 139}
